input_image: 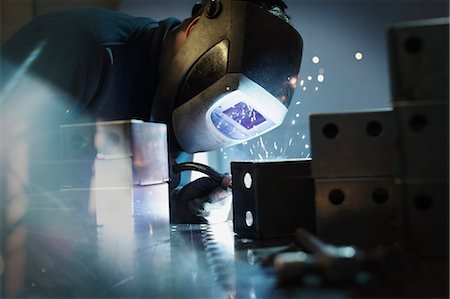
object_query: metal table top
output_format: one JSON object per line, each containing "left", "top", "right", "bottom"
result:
{"left": 3, "top": 187, "right": 448, "bottom": 299}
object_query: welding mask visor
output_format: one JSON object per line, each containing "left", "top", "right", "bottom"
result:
{"left": 151, "top": 0, "right": 303, "bottom": 153}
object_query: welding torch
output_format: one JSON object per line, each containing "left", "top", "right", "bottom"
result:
{"left": 172, "top": 162, "right": 232, "bottom": 189}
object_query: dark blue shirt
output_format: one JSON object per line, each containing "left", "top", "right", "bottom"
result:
{"left": 1, "top": 8, "right": 180, "bottom": 121}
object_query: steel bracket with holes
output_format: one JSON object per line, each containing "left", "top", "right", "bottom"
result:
{"left": 231, "top": 160, "right": 315, "bottom": 239}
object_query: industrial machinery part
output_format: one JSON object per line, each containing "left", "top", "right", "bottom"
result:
{"left": 275, "top": 229, "right": 406, "bottom": 286}
{"left": 388, "top": 18, "right": 449, "bottom": 102}
{"left": 231, "top": 159, "right": 315, "bottom": 238}
{"left": 275, "top": 229, "right": 362, "bottom": 284}
{"left": 315, "top": 178, "right": 399, "bottom": 247}
{"left": 310, "top": 110, "right": 396, "bottom": 178}
{"left": 393, "top": 101, "right": 449, "bottom": 179}
{"left": 60, "top": 120, "right": 169, "bottom": 187}
{"left": 399, "top": 179, "right": 449, "bottom": 258}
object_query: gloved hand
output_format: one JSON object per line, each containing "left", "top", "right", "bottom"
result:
{"left": 171, "top": 176, "right": 232, "bottom": 224}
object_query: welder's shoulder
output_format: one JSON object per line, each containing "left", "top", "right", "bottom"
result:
{"left": 0, "top": 8, "right": 157, "bottom": 98}
{"left": 2, "top": 8, "right": 157, "bottom": 59}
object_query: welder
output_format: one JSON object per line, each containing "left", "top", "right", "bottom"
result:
{"left": 0, "top": 0, "right": 303, "bottom": 224}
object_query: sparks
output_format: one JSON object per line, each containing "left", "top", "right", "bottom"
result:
{"left": 317, "top": 74, "right": 325, "bottom": 83}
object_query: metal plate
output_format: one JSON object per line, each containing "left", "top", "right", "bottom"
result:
{"left": 231, "top": 160, "right": 315, "bottom": 238}
{"left": 310, "top": 110, "right": 396, "bottom": 178}
{"left": 399, "top": 179, "right": 449, "bottom": 258}
{"left": 315, "top": 178, "right": 399, "bottom": 247}
{"left": 60, "top": 122, "right": 96, "bottom": 161}
{"left": 388, "top": 18, "right": 449, "bottom": 102}
{"left": 394, "top": 101, "right": 449, "bottom": 178}
{"left": 61, "top": 120, "right": 169, "bottom": 185}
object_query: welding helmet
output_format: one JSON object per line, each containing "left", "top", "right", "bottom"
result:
{"left": 151, "top": 0, "right": 303, "bottom": 153}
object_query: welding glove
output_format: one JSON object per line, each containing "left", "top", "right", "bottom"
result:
{"left": 171, "top": 176, "right": 232, "bottom": 224}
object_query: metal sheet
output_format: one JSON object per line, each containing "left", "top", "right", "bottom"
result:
{"left": 231, "top": 159, "right": 315, "bottom": 238}
{"left": 394, "top": 101, "right": 449, "bottom": 178}
{"left": 388, "top": 18, "right": 449, "bottom": 102}
{"left": 60, "top": 120, "right": 169, "bottom": 186}
{"left": 315, "top": 178, "right": 399, "bottom": 247}
{"left": 310, "top": 110, "right": 396, "bottom": 178}
{"left": 399, "top": 179, "right": 449, "bottom": 258}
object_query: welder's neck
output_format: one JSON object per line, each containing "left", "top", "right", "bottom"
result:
{"left": 158, "top": 24, "right": 183, "bottom": 79}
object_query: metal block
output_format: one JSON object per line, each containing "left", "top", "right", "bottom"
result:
{"left": 388, "top": 18, "right": 449, "bottom": 102}
{"left": 94, "top": 187, "right": 133, "bottom": 229}
{"left": 27, "top": 189, "right": 92, "bottom": 216}
{"left": 394, "top": 101, "right": 449, "bottom": 178}
{"left": 61, "top": 120, "right": 169, "bottom": 185}
{"left": 400, "top": 179, "right": 449, "bottom": 258}
{"left": 133, "top": 183, "right": 171, "bottom": 240}
{"left": 231, "top": 159, "right": 315, "bottom": 239}
{"left": 60, "top": 161, "right": 94, "bottom": 189}
{"left": 30, "top": 161, "right": 93, "bottom": 191}
{"left": 315, "top": 178, "right": 399, "bottom": 247}
{"left": 93, "top": 183, "right": 170, "bottom": 236}
{"left": 60, "top": 122, "right": 97, "bottom": 161}
{"left": 95, "top": 183, "right": 170, "bottom": 279}
{"left": 310, "top": 110, "right": 395, "bottom": 178}
{"left": 94, "top": 158, "right": 133, "bottom": 188}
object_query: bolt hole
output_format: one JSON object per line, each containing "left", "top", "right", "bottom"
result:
{"left": 414, "top": 196, "right": 433, "bottom": 211}
{"left": 366, "top": 121, "right": 383, "bottom": 137}
{"left": 404, "top": 36, "right": 423, "bottom": 54}
{"left": 70, "top": 134, "right": 87, "bottom": 150}
{"left": 329, "top": 189, "right": 345, "bottom": 205}
{"left": 323, "top": 123, "right": 339, "bottom": 139}
{"left": 372, "top": 188, "right": 389, "bottom": 204}
{"left": 245, "top": 211, "right": 254, "bottom": 227}
{"left": 409, "top": 115, "right": 428, "bottom": 132}
{"left": 106, "top": 132, "right": 120, "bottom": 146}
{"left": 243, "top": 172, "right": 252, "bottom": 189}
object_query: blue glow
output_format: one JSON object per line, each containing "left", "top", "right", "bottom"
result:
{"left": 211, "top": 102, "right": 268, "bottom": 140}
{"left": 222, "top": 102, "right": 267, "bottom": 129}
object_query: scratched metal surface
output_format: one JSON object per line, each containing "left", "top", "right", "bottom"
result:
{"left": 6, "top": 201, "right": 448, "bottom": 299}
{"left": 14, "top": 206, "right": 347, "bottom": 299}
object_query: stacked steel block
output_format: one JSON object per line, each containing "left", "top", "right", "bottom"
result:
{"left": 310, "top": 110, "right": 399, "bottom": 247}
{"left": 60, "top": 120, "right": 170, "bottom": 232}
{"left": 231, "top": 159, "right": 315, "bottom": 238}
{"left": 389, "top": 18, "right": 449, "bottom": 258}
{"left": 310, "top": 18, "right": 449, "bottom": 255}
{"left": 60, "top": 120, "right": 171, "bottom": 275}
